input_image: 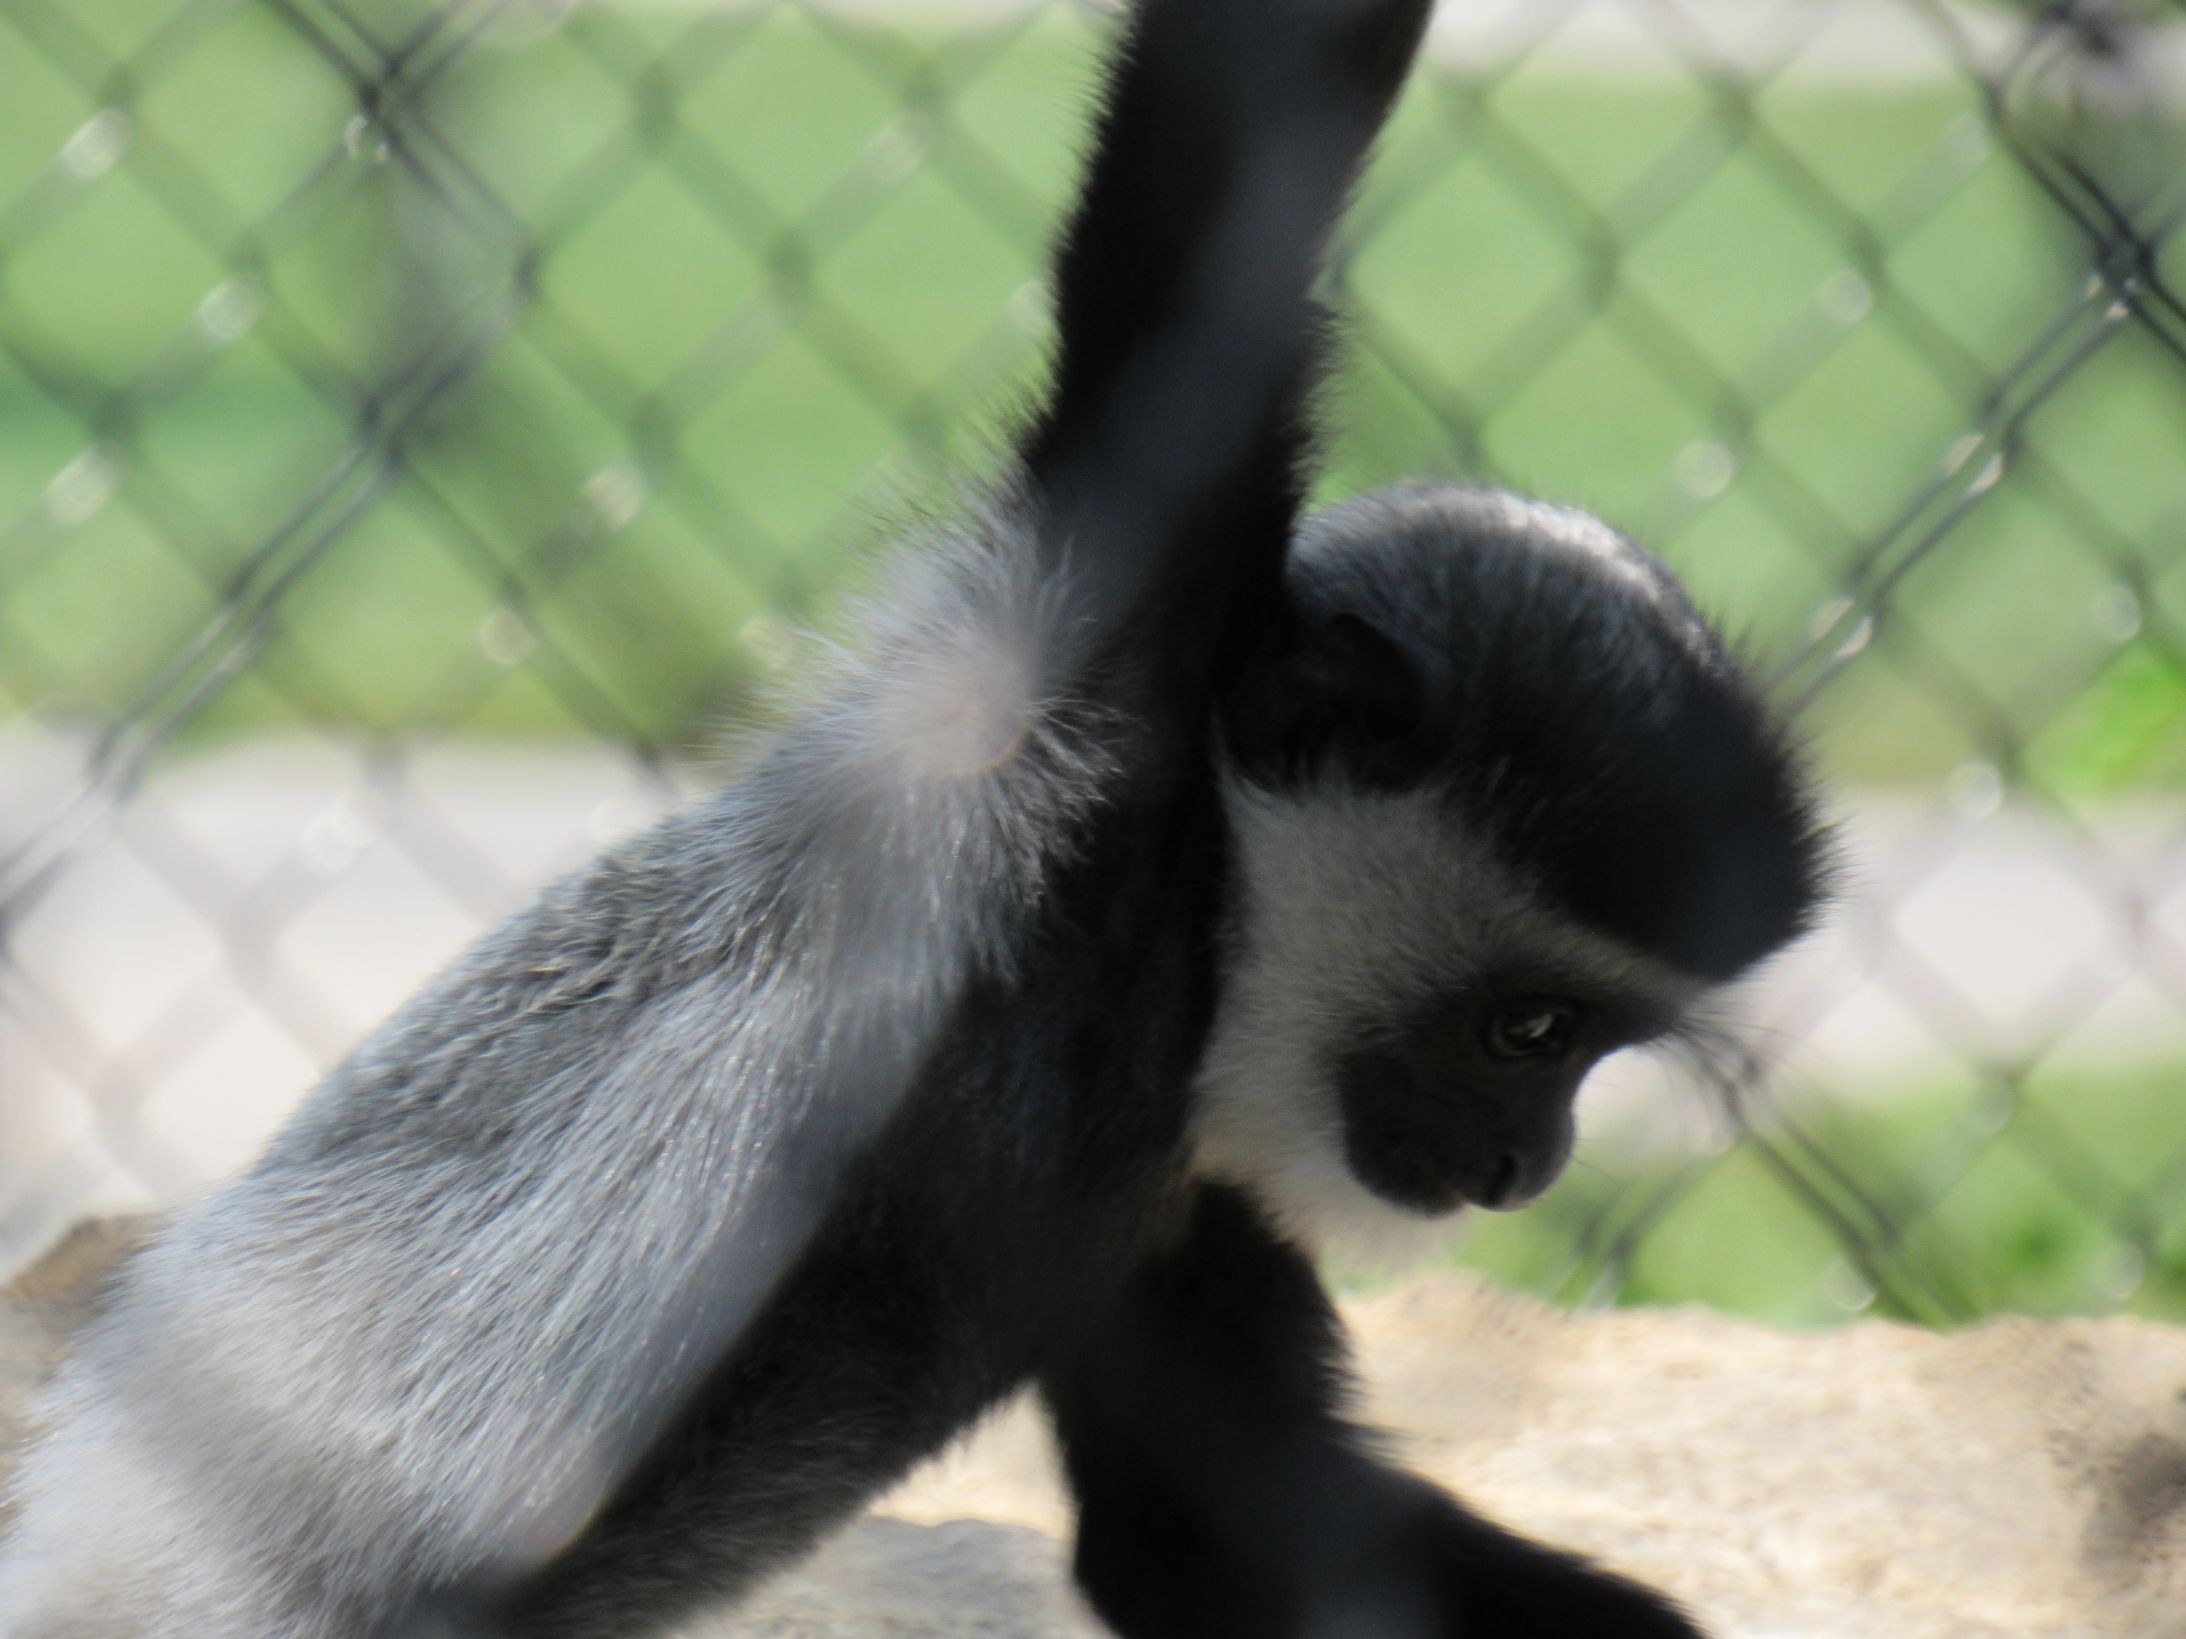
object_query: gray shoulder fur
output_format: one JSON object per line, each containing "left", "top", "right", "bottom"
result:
{"left": 0, "top": 495, "right": 1120, "bottom": 1637}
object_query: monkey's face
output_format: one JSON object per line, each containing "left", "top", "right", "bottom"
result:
{"left": 1332, "top": 982, "right": 1648, "bottom": 1215}
{"left": 1191, "top": 483, "right": 1824, "bottom": 1252}
{"left": 1190, "top": 776, "right": 1694, "bottom": 1252}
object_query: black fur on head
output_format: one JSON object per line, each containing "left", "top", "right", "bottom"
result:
{"left": 1221, "top": 481, "right": 1831, "bottom": 985}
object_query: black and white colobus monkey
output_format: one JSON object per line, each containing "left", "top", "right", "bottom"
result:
{"left": 0, "top": 1, "right": 1824, "bottom": 1635}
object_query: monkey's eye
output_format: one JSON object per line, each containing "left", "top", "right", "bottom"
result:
{"left": 1483, "top": 998, "right": 1579, "bottom": 1062}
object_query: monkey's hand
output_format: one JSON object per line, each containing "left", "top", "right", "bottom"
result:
{"left": 1419, "top": 1503, "right": 1706, "bottom": 1639}
{"left": 1045, "top": 1191, "right": 1707, "bottom": 1639}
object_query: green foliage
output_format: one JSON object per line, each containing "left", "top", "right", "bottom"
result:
{"left": 1, "top": 7, "right": 2181, "bottom": 789}
{"left": 1451, "top": 1059, "right": 2186, "bottom": 1326}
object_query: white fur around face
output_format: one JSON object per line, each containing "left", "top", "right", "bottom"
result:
{"left": 1189, "top": 772, "right": 1694, "bottom": 1270}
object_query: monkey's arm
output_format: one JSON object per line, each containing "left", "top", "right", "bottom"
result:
{"left": 1017, "top": 0, "right": 1433, "bottom": 722}
{"left": 1040, "top": 1189, "right": 1706, "bottom": 1639}
{"left": 0, "top": 7, "right": 1440, "bottom": 1634}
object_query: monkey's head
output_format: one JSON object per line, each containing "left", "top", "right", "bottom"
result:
{"left": 1192, "top": 483, "right": 1829, "bottom": 1250}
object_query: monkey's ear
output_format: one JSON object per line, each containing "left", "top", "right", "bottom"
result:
{"left": 1222, "top": 610, "right": 1424, "bottom": 770}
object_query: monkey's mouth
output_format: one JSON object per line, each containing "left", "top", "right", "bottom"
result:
{"left": 1352, "top": 1128, "right": 1474, "bottom": 1216}
{"left": 1472, "top": 1151, "right": 1531, "bottom": 1210}
{"left": 1334, "top": 1054, "right": 1491, "bottom": 1215}
{"left": 1363, "top": 1136, "right": 1537, "bottom": 1214}
{"left": 1334, "top": 1049, "right": 1568, "bottom": 1214}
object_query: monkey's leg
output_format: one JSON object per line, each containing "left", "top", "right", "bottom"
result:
{"left": 1040, "top": 1187, "right": 1704, "bottom": 1639}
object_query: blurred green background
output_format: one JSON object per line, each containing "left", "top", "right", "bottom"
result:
{"left": 3, "top": 0, "right": 2184, "bottom": 1322}
{"left": 8, "top": 1, "right": 2183, "bottom": 789}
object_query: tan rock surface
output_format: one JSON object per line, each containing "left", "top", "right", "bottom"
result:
{"left": 882, "top": 1280, "right": 2186, "bottom": 1638}
{"left": 6, "top": 1223, "right": 2185, "bottom": 1637}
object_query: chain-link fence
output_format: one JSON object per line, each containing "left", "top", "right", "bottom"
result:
{"left": 3, "top": 0, "right": 2183, "bottom": 1326}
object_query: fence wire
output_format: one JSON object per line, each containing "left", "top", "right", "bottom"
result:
{"left": 2, "top": 0, "right": 2184, "bottom": 1327}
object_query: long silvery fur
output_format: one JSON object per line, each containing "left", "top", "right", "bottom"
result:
{"left": 4, "top": 517, "right": 1111, "bottom": 1626}
{"left": 0, "top": 0, "right": 1447, "bottom": 1633}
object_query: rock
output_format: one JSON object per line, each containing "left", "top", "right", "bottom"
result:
{"left": 1365, "top": 1281, "right": 2186, "bottom": 1638}
{"left": 884, "top": 1280, "right": 2186, "bottom": 1638}
{"left": 6, "top": 1222, "right": 2185, "bottom": 1637}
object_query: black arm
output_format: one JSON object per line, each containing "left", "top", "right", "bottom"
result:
{"left": 1021, "top": 0, "right": 1435, "bottom": 712}
{"left": 1040, "top": 1189, "right": 1706, "bottom": 1639}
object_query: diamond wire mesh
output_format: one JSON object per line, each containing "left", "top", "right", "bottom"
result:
{"left": 1, "top": 0, "right": 2183, "bottom": 1327}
